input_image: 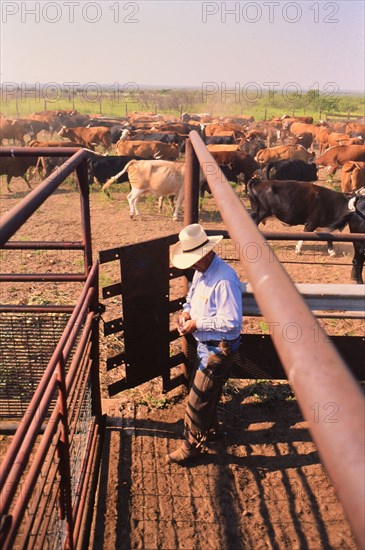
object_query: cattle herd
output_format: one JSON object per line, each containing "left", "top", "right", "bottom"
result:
{"left": 1, "top": 109, "right": 365, "bottom": 282}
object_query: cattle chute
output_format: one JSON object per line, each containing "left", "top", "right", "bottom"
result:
{"left": 0, "top": 148, "right": 103, "bottom": 550}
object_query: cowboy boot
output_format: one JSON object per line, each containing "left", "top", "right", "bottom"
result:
{"left": 165, "top": 441, "right": 201, "bottom": 465}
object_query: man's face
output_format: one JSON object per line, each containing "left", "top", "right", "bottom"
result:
{"left": 192, "top": 251, "right": 214, "bottom": 272}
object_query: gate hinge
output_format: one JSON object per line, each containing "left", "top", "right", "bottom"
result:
{"left": 94, "top": 303, "right": 106, "bottom": 322}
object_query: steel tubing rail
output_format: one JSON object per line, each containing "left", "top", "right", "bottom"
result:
{"left": 0, "top": 274, "right": 87, "bottom": 282}
{"left": 0, "top": 148, "right": 88, "bottom": 247}
{"left": 0, "top": 281, "right": 98, "bottom": 547}
{"left": 11, "top": 316, "right": 94, "bottom": 550}
{"left": 188, "top": 130, "right": 365, "bottom": 548}
{"left": 196, "top": 228, "right": 365, "bottom": 242}
{"left": 0, "top": 147, "right": 80, "bottom": 157}
{"left": 2, "top": 408, "right": 61, "bottom": 550}
{"left": 0, "top": 262, "right": 98, "bottom": 496}
{"left": 2, "top": 241, "right": 85, "bottom": 249}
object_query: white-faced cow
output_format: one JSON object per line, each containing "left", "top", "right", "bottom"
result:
{"left": 330, "top": 191, "right": 365, "bottom": 283}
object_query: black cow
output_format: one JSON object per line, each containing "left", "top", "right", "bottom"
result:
{"left": 330, "top": 192, "right": 365, "bottom": 283}
{"left": 239, "top": 138, "right": 266, "bottom": 158}
{"left": 294, "top": 132, "right": 313, "bottom": 150}
{"left": 248, "top": 178, "right": 355, "bottom": 255}
{"left": 210, "top": 150, "right": 259, "bottom": 194}
{"left": 198, "top": 150, "right": 259, "bottom": 201}
{"left": 129, "top": 132, "right": 183, "bottom": 145}
{"left": 261, "top": 159, "right": 318, "bottom": 182}
{"left": 110, "top": 125, "right": 126, "bottom": 143}
{"left": 87, "top": 154, "right": 144, "bottom": 187}
{"left": 206, "top": 136, "right": 234, "bottom": 145}
{"left": 0, "top": 156, "right": 38, "bottom": 191}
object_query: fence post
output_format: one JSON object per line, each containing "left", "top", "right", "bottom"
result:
{"left": 184, "top": 139, "right": 200, "bottom": 225}
{"left": 180, "top": 139, "right": 201, "bottom": 380}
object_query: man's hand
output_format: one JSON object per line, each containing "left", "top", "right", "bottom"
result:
{"left": 178, "top": 319, "right": 197, "bottom": 335}
{"left": 178, "top": 312, "right": 191, "bottom": 326}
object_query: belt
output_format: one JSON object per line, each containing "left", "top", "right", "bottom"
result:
{"left": 203, "top": 337, "right": 240, "bottom": 346}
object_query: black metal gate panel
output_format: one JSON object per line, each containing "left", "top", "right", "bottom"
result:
{"left": 100, "top": 235, "right": 185, "bottom": 395}
{"left": 120, "top": 238, "right": 170, "bottom": 387}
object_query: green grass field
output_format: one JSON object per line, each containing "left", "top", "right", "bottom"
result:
{"left": 1, "top": 87, "right": 364, "bottom": 122}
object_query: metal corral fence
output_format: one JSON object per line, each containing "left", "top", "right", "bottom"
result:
{"left": 183, "top": 132, "right": 365, "bottom": 548}
{"left": 0, "top": 148, "right": 103, "bottom": 549}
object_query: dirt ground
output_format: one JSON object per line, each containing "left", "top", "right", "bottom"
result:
{"left": 0, "top": 171, "right": 363, "bottom": 549}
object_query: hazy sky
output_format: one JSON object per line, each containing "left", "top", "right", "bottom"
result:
{"left": 1, "top": 0, "right": 364, "bottom": 94}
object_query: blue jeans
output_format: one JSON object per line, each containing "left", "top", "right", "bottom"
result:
{"left": 196, "top": 340, "right": 240, "bottom": 371}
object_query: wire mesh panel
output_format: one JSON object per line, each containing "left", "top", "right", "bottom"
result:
{"left": 0, "top": 313, "right": 70, "bottom": 419}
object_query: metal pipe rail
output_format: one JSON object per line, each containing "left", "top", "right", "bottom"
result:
{"left": 0, "top": 148, "right": 101, "bottom": 548}
{"left": 185, "top": 131, "right": 365, "bottom": 548}
{"left": 0, "top": 262, "right": 100, "bottom": 550}
{"left": 0, "top": 148, "right": 90, "bottom": 247}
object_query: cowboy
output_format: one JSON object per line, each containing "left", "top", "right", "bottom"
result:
{"left": 167, "top": 223, "right": 243, "bottom": 465}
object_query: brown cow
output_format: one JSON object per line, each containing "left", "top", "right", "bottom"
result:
{"left": 29, "top": 140, "right": 85, "bottom": 148}
{"left": 32, "top": 109, "right": 78, "bottom": 116}
{"left": 255, "top": 145, "right": 314, "bottom": 164}
{"left": 0, "top": 156, "right": 38, "bottom": 191}
{"left": 286, "top": 122, "right": 318, "bottom": 137}
{"left": 340, "top": 161, "right": 365, "bottom": 192}
{"left": 58, "top": 126, "right": 111, "bottom": 148}
{"left": 346, "top": 123, "right": 365, "bottom": 137}
{"left": 287, "top": 123, "right": 329, "bottom": 152}
{"left": 0, "top": 118, "right": 31, "bottom": 146}
{"left": 204, "top": 123, "right": 245, "bottom": 138}
{"left": 281, "top": 115, "right": 314, "bottom": 124}
{"left": 207, "top": 144, "right": 240, "bottom": 152}
{"left": 115, "top": 140, "right": 179, "bottom": 160}
{"left": 315, "top": 145, "right": 365, "bottom": 174}
{"left": 327, "top": 133, "right": 363, "bottom": 147}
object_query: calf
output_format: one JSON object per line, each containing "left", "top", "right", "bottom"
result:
{"left": 261, "top": 159, "right": 318, "bottom": 182}
{"left": 330, "top": 192, "right": 365, "bottom": 283}
{"left": 248, "top": 178, "right": 355, "bottom": 255}
{"left": 0, "top": 156, "right": 38, "bottom": 191}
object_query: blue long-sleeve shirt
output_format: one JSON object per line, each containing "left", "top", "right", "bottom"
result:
{"left": 183, "top": 254, "right": 243, "bottom": 342}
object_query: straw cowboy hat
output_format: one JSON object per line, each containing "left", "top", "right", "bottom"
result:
{"left": 170, "top": 224, "right": 223, "bottom": 269}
